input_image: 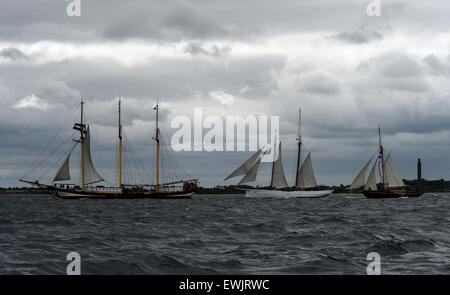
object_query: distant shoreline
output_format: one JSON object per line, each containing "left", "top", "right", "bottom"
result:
{"left": 2, "top": 178, "right": 450, "bottom": 195}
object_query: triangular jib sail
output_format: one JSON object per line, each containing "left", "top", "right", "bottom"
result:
{"left": 238, "top": 159, "right": 261, "bottom": 185}
{"left": 349, "top": 156, "right": 373, "bottom": 190}
{"left": 364, "top": 162, "right": 377, "bottom": 191}
{"left": 296, "top": 153, "right": 318, "bottom": 189}
{"left": 224, "top": 149, "right": 262, "bottom": 181}
{"left": 84, "top": 126, "right": 104, "bottom": 185}
{"left": 271, "top": 142, "right": 289, "bottom": 189}
{"left": 53, "top": 143, "right": 78, "bottom": 182}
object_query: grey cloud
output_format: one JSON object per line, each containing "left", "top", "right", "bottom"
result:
{"left": 356, "top": 52, "right": 429, "bottom": 92}
{"left": 0, "top": 0, "right": 404, "bottom": 43}
{"left": 330, "top": 26, "right": 387, "bottom": 44}
{"left": 423, "top": 54, "right": 450, "bottom": 77}
{"left": 0, "top": 47, "right": 29, "bottom": 60}
{"left": 300, "top": 71, "right": 341, "bottom": 95}
{"left": 184, "top": 42, "right": 231, "bottom": 58}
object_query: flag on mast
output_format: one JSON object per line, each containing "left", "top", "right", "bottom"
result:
{"left": 377, "top": 152, "right": 383, "bottom": 178}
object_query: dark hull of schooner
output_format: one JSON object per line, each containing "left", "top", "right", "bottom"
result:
{"left": 363, "top": 190, "right": 404, "bottom": 199}
{"left": 363, "top": 190, "right": 423, "bottom": 199}
{"left": 55, "top": 190, "right": 196, "bottom": 199}
{"left": 19, "top": 179, "right": 197, "bottom": 199}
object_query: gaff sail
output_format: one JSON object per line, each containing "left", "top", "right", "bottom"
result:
{"left": 296, "top": 153, "right": 318, "bottom": 189}
{"left": 271, "top": 142, "right": 289, "bottom": 189}
{"left": 383, "top": 153, "right": 405, "bottom": 188}
{"left": 84, "top": 126, "right": 104, "bottom": 185}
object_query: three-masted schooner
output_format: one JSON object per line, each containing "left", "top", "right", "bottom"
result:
{"left": 224, "top": 109, "right": 333, "bottom": 198}
{"left": 349, "top": 127, "right": 423, "bottom": 198}
{"left": 20, "top": 98, "right": 198, "bottom": 199}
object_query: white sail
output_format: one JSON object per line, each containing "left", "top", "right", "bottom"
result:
{"left": 383, "top": 153, "right": 405, "bottom": 188}
{"left": 84, "top": 126, "right": 104, "bottom": 185}
{"left": 238, "top": 159, "right": 261, "bottom": 185}
{"left": 53, "top": 143, "right": 77, "bottom": 182}
{"left": 349, "top": 156, "right": 373, "bottom": 190}
{"left": 364, "top": 162, "right": 377, "bottom": 191}
{"left": 296, "top": 153, "right": 318, "bottom": 189}
{"left": 271, "top": 142, "right": 289, "bottom": 189}
{"left": 224, "top": 149, "right": 262, "bottom": 180}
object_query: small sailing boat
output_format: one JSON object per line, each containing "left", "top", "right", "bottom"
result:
{"left": 349, "top": 127, "right": 423, "bottom": 198}
{"left": 224, "top": 109, "right": 333, "bottom": 198}
{"left": 20, "top": 98, "right": 198, "bottom": 199}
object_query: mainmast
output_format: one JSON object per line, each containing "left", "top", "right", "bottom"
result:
{"left": 295, "top": 108, "right": 302, "bottom": 187}
{"left": 118, "top": 97, "right": 123, "bottom": 187}
{"left": 154, "top": 100, "right": 160, "bottom": 192}
{"left": 379, "top": 126, "right": 385, "bottom": 190}
{"left": 72, "top": 98, "right": 86, "bottom": 191}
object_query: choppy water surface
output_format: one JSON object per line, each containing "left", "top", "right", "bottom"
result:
{"left": 1, "top": 193, "right": 450, "bottom": 274}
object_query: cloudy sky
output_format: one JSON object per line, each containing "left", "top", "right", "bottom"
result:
{"left": 1, "top": 0, "right": 450, "bottom": 188}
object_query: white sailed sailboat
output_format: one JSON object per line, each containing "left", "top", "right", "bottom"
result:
{"left": 224, "top": 109, "right": 333, "bottom": 198}
{"left": 349, "top": 127, "right": 423, "bottom": 198}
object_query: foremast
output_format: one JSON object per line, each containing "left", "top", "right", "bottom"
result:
{"left": 118, "top": 97, "right": 123, "bottom": 187}
{"left": 153, "top": 100, "right": 160, "bottom": 192}
{"left": 72, "top": 98, "right": 86, "bottom": 191}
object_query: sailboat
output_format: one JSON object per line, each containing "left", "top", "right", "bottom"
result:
{"left": 20, "top": 98, "right": 198, "bottom": 199}
{"left": 224, "top": 109, "right": 333, "bottom": 198}
{"left": 349, "top": 127, "right": 423, "bottom": 198}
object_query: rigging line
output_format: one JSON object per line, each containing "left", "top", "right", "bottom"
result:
{"left": 22, "top": 104, "right": 80, "bottom": 178}
{"left": 36, "top": 132, "right": 78, "bottom": 180}
{"left": 29, "top": 131, "right": 78, "bottom": 180}
{"left": 129, "top": 144, "right": 148, "bottom": 184}
{"left": 83, "top": 100, "right": 116, "bottom": 126}
{"left": 160, "top": 134, "right": 194, "bottom": 180}
{"left": 123, "top": 134, "right": 140, "bottom": 184}
{"left": 123, "top": 139, "right": 137, "bottom": 184}
{"left": 123, "top": 141, "right": 133, "bottom": 185}
{"left": 125, "top": 138, "right": 137, "bottom": 184}
{"left": 123, "top": 130, "right": 152, "bottom": 183}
